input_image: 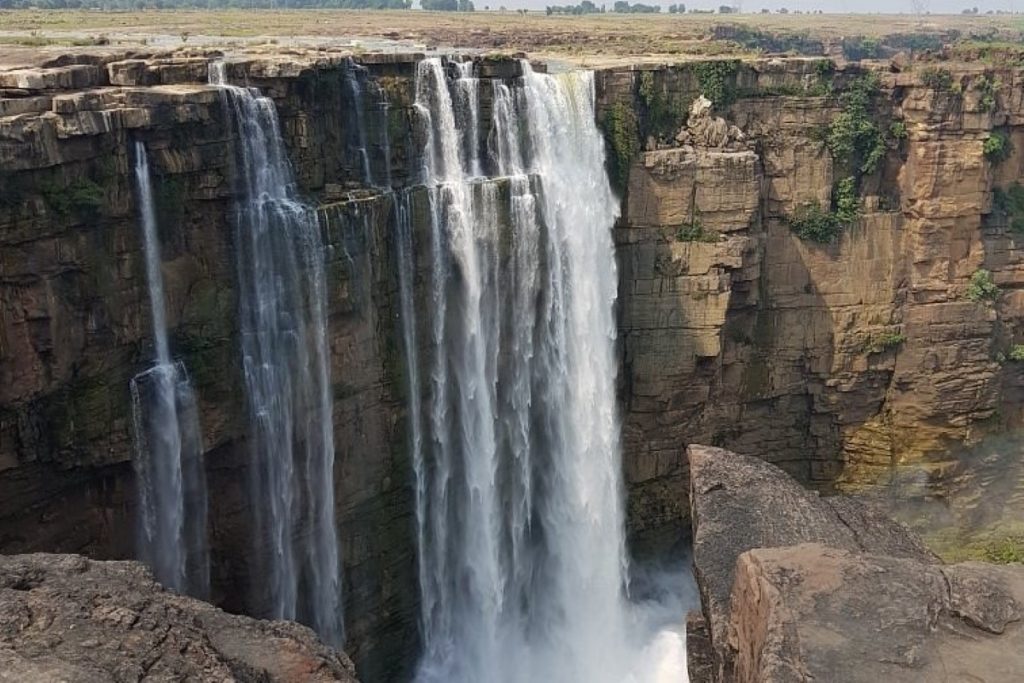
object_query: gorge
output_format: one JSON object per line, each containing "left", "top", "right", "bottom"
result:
{"left": 2, "top": 28, "right": 1024, "bottom": 682}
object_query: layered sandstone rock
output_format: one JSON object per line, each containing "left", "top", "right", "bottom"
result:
{"left": 0, "top": 553, "right": 358, "bottom": 682}
{"left": 0, "top": 50, "right": 427, "bottom": 680}
{"left": 603, "top": 59, "right": 1024, "bottom": 551}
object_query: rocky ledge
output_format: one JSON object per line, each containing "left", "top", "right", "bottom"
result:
{"left": 688, "top": 444, "right": 1024, "bottom": 683}
{"left": 0, "top": 553, "right": 357, "bottom": 682}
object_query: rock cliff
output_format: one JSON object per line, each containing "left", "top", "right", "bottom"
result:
{"left": 601, "top": 59, "right": 1024, "bottom": 552}
{"left": 2, "top": 48, "right": 1024, "bottom": 675}
{"left": 688, "top": 444, "right": 1024, "bottom": 683}
{"left": 0, "top": 552, "right": 358, "bottom": 682}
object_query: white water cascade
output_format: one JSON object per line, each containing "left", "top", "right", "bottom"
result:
{"left": 210, "top": 63, "right": 343, "bottom": 646}
{"left": 405, "top": 57, "right": 689, "bottom": 683}
{"left": 130, "top": 141, "right": 210, "bottom": 598}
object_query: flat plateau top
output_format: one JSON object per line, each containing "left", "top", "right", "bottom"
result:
{"left": 0, "top": 9, "right": 1021, "bottom": 69}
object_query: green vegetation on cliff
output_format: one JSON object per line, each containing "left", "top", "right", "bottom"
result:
{"left": 983, "top": 131, "right": 1011, "bottom": 163}
{"left": 601, "top": 102, "right": 639, "bottom": 193}
{"left": 993, "top": 183, "right": 1024, "bottom": 233}
{"left": 920, "top": 66, "right": 956, "bottom": 92}
{"left": 694, "top": 60, "right": 739, "bottom": 108}
{"left": 788, "top": 176, "right": 860, "bottom": 244}
{"left": 966, "top": 268, "right": 1000, "bottom": 303}
{"left": 826, "top": 72, "right": 885, "bottom": 176}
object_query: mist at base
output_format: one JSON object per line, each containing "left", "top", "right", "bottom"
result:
{"left": 624, "top": 554, "right": 698, "bottom": 683}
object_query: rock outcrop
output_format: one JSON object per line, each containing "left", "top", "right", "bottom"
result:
{"left": 602, "top": 59, "right": 1024, "bottom": 552}
{"left": 0, "top": 553, "right": 358, "bottom": 682}
{"left": 689, "top": 444, "right": 1024, "bottom": 683}
{"left": 730, "top": 544, "right": 1024, "bottom": 683}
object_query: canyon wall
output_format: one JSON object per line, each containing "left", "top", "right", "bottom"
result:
{"left": 2, "top": 49, "right": 1024, "bottom": 676}
{"left": 0, "top": 52, "right": 428, "bottom": 681}
{"left": 599, "top": 58, "right": 1024, "bottom": 553}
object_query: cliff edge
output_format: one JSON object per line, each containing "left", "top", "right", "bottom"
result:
{"left": 0, "top": 553, "right": 357, "bottom": 682}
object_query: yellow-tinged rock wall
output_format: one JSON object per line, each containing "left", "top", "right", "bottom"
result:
{"left": 604, "top": 60, "right": 1024, "bottom": 551}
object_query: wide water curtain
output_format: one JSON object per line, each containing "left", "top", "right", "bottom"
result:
{"left": 210, "top": 65, "right": 342, "bottom": 646}
{"left": 130, "top": 141, "right": 210, "bottom": 599}
{"left": 410, "top": 58, "right": 630, "bottom": 683}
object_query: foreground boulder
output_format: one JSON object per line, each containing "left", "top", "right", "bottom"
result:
{"left": 731, "top": 544, "right": 1024, "bottom": 682}
{"left": 688, "top": 444, "right": 936, "bottom": 681}
{"left": 0, "top": 553, "right": 357, "bottom": 682}
{"left": 687, "top": 444, "right": 1024, "bottom": 682}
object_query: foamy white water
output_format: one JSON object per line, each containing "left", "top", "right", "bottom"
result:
{"left": 405, "top": 57, "right": 689, "bottom": 683}
{"left": 210, "top": 63, "right": 343, "bottom": 646}
{"left": 130, "top": 141, "right": 210, "bottom": 599}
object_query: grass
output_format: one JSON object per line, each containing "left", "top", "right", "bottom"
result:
{"left": 0, "top": 10, "right": 1022, "bottom": 64}
{"left": 924, "top": 526, "right": 1024, "bottom": 564}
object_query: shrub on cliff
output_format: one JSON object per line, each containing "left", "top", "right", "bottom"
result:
{"left": 966, "top": 269, "right": 999, "bottom": 303}
{"left": 789, "top": 203, "right": 841, "bottom": 243}
{"left": 694, "top": 60, "right": 740, "bottom": 108}
{"left": 920, "top": 67, "right": 955, "bottom": 92}
{"left": 826, "top": 72, "right": 885, "bottom": 176}
{"left": 788, "top": 176, "right": 860, "bottom": 244}
{"left": 993, "top": 183, "right": 1024, "bottom": 233}
{"left": 983, "top": 132, "right": 1011, "bottom": 163}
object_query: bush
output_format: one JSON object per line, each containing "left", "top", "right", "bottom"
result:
{"left": 789, "top": 203, "right": 842, "bottom": 243}
{"left": 984, "top": 536, "right": 1024, "bottom": 563}
{"left": 920, "top": 67, "right": 955, "bottom": 92}
{"left": 677, "top": 213, "right": 718, "bottom": 242}
{"left": 788, "top": 176, "right": 861, "bottom": 244}
{"left": 833, "top": 176, "right": 859, "bottom": 224}
{"left": 1009, "top": 345, "right": 1024, "bottom": 362}
{"left": 966, "top": 269, "right": 1000, "bottom": 302}
{"left": 889, "top": 121, "right": 908, "bottom": 141}
{"left": 983, "top": 132, "right": 1011, "bottom": 163}
{"left": 694, "top": 60, "right": 740, "bottom": 108}
{"left": 826, "top": 73, "right": 885, "bottom": 175}
{"left": 993, "top": 183, "right": 1024, "bottom": 233}
{"left": 974, "top": 74, "right": 1000, "bottom": 113}
{"left": 41, "top": 177, "right": 104, "bottom": 218}
{"left": 865, "top": 331, "right": 906, "bottom": 353}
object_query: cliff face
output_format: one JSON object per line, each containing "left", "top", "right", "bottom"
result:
{"left": 2, "top": 49, "right": 1023, "bottom": 675}
{"left": 600, "top": 59, "right": 1024, "bottom": 552}
{"left": 0, "top": 51, "right": 425, "bottom": 680}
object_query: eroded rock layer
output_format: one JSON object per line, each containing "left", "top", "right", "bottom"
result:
{"left": 0, "top": 553, "right": 358, "bottom": 682}
{"left": 601, "top": 59, "right": 1024, "bottom": 551}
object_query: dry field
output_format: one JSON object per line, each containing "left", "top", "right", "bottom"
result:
{"left": 0, "top": 9, "right": 1021, "bottom": 65}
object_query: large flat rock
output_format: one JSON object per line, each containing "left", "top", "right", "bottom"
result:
{"left": 730, "top": 544, "right": 1024, "bottom": 683}
{"left": 0, "top": 553, "right": 358, "bottom": 683}
{"left": 687, "top": 444, "right": 936, "bottom": 680}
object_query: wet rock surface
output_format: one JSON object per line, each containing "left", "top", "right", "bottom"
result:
{"left": 0, "top": 553, "right": 358, "bottom": 682}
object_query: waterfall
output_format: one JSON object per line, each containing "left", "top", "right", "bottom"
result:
{"left": 344, "top": 58, "right": 393, "bottom": 189}
{"left": 130, "top": 141, "right": 210, "bottom": 599}
{"left": 210, "top": 63, "right": 343, "bottom": 646}
{"left": 405, "top": 57, "right": 685, "bottom": 683}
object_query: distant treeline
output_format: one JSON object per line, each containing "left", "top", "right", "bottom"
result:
{"left": 0, "top": 0, "right": 483, "bottom": 8}
{"left": 547, "top": 1, "right": 686, "bottom": 13}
